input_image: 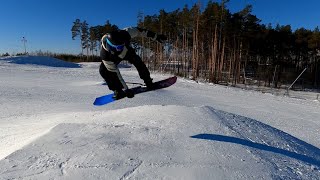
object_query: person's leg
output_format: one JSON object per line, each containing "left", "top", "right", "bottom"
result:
{"left": 125, "top": 47, "right": 153, "bottom": 84}
{"left": 99, "top": 62, "right": 123, "bottom": 91}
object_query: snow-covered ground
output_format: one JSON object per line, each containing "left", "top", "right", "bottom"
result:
{"left": 0, "top": 56, "right": 319, "bottom": 179}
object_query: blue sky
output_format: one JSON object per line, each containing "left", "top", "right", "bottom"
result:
{"left": 1, "top": 0, "right": 319, "bottom": 55}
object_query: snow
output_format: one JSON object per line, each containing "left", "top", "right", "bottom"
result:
{"left": 1, "top": 56, "right": 81, "bottom": 68}
{"left": 0, "top": 56, "right": 319, "bottom": 179}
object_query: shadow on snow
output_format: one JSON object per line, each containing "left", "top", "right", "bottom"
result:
{"left": 191, "top": 134, "right": 320, "bottom": 167}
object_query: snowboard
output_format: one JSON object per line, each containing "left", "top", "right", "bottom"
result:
{"left": 93, "top": 76, "right": 177, "bottom": 106}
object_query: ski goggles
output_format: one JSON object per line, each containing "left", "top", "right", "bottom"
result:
{"left": 106, "top": 39, "right": 125, "bottom": 51}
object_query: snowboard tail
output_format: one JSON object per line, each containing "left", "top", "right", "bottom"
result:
{"left": 93, "top": 76, "right": 177, "bottom": 106}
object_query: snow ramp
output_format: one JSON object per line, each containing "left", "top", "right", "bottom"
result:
{"left": 0, "top": 56, "right": 81, "bottom": 68}
{"left": 0, "top": 105, "right": 319, "bottom": 179}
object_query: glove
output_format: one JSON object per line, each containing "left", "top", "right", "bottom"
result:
{"left": 125, "top": 89, "right": 134, "bottom": 98}
{"left": 156, "top": 34, "right": 167, "bottom": 43}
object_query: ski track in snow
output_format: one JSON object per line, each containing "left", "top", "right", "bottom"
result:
{"left": 0, "top": 56, "right": 320, "bottom": 179}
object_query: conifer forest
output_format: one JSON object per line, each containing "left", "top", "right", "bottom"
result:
{"left": 71, "top": 1, "right": 320, "bottom": 90}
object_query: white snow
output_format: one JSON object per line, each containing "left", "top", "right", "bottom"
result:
{"left": 0, "top": 56, "right": 319, "bottom": 179}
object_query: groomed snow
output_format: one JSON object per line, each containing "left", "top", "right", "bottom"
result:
{"left": 0, "top": 56, "right": 319, "bottom": 179}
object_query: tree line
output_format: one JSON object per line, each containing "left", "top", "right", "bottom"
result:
{"left": 71, "top": 0, "right": 320, "bottom": 89}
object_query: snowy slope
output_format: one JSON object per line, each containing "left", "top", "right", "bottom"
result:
{"left": 1, "top": 56, "right": 81, "bottom": 68}
{"left": 0, "top": 56, "right": 319, "bottom": 179}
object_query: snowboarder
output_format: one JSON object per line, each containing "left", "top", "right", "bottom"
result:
{"left": 99, "top": 27, "right": 167, "bottom": 99}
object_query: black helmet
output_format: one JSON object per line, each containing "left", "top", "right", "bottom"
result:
{"left": 106, "top": 30, "right": 131, "bottom": 52}
{"left": 107, "top": 31, "right": 124, "bottom": 45}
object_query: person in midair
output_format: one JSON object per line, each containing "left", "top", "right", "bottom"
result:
{"left": 99, "top": 27, "right": 166, "bottom": 99}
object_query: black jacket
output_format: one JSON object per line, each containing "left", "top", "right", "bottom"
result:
{"left": 100, "top": 27, "right": 159, "bottom": 90}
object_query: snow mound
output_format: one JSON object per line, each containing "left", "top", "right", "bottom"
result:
{"left": 0, "top": 105, "right": 319, "bottom": 179}
{"left": 0, "top": 56, "right": 81, "bottom": 68}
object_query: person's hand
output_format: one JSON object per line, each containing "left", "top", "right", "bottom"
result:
{"left": 125, "top": 89, "right": 134, "bottom": 98}
{"left": 156, "top": 34, "right": 167, "bottom": 43}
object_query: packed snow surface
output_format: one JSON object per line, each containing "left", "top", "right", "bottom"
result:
{"left": 0, "top": 56, "right": 319, "bottom": 179}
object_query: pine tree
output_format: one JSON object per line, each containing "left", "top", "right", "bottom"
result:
{"left": 81, "top": 21, "right": 90, "bottom": 61}
{"left": 71, "top": 19, "right": 83, "bottom": 55}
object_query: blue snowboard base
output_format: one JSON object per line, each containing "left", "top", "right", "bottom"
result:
{"left": 93, "top": 93, "right": 116, "bottom": 105}
{"left": 93, "top": 76, "right": 177, "bottom": 106}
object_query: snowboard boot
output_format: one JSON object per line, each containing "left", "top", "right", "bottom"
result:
{"left": 112, "top": 89, "right": 126, "bottom": 100}
{"left": 144, "top": 78, "right": 155, "bottom": 90}
{"left": 124, "top": 89, "right": 134, "bottom": 98}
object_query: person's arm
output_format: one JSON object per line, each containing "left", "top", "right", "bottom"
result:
{"left": 123, "top": 27, "right": 167, "bottom": 43}
{"left": 100, "top": 35, "right": 129, "bottom": 90}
